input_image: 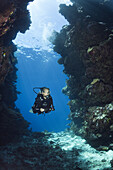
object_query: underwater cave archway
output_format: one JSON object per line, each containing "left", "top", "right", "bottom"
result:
{"left": 2, "top": 0, "right": 113, "bottom": 169}
{"left": 14, "top": 0, "right": 71, "bottom": 132}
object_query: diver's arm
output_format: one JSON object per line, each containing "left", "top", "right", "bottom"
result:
{"left": 32, "top": 94, "right": 42, "bottom": 113}
{"left": 32, "top": 104, "right": 40, "bottom": 113}
{"left": 32, "top": 98, "right": 40, "bottom": 111}
{"left": 34, "top": 95, "right": 41, "bottom": 104}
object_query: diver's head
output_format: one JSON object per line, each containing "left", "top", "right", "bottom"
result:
{"left": 41, "top": 87, "right": 50, "bottom": 97}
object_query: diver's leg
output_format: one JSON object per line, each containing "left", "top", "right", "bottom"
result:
{"left": 45, "top": 108, "right": 51, "bottom": 113}
{"left": 37, "top": 111, "right": 42, "bottom": 115}
{"left": 32, "top": 106, "right": 37, "bottom": 114}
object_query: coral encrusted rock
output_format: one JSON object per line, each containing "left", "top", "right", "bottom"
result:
{"left": 53, "top": 0, "right": 113, "bottom": 147}
{"left": 0, "top": 0, "right": 33, "bottom": 145}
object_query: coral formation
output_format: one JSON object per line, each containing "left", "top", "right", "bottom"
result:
{"left": 1, "top": 0, "right": 113, "bottom": 168}
{"left": 0, "top": 0, "right": 33, "bottom": 145}
{"left": 0, "top": 131, "right": 81, "bottom": 170}
{"left": 53, "top": 0, "right": 113, "bottom": 146}
{"left": 1, "top": 130, "right": 113, "bottom": 169}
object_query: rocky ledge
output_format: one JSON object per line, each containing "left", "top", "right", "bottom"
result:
{"left": 52, "top": 0, "right": 113, "bottom": 147}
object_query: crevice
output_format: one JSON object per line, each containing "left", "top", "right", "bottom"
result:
{"left": 1, "top": 0, "right": 113, "bottom": 169}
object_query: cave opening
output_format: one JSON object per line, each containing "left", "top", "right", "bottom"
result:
{"left": 2, "top": 0, "right": 113, "bottom": 169}
{"left": 13, "top": 0, "right": 71, "bottom": 132}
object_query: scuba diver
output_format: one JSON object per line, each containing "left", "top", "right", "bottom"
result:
{"left": 32, "top": 87, "right": 55, "bottom": 115}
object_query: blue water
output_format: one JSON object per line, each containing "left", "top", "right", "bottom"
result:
{"left": 15, "top": 47, "right": 70, "bottom": 132}
{"left": 14, "top": 0, "right": 71, "bottom": 132}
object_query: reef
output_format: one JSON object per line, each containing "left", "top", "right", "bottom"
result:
{"left": 0, "top": 131, "right": 81, "bottom": 170}
{"left": 1, "top": 0, "right": 113, "bottom": 169}
{"left": 1, "top": 0, "right": 113, "bottom": 168}
{"left": 52, "top": 0, "right": 113, "bottom": 147}
{"left": 0, "top": 0, "right": 33, "bottom": 145}
{"left": 1, "top": 130, "right": 113, "bottom": 169}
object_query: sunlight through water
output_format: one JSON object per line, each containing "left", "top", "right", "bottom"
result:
{"left": 14, "top": 0, "right": 72, "bottom": 51}
{"left": 14, "top": 0, "right": 71, "bottom": 132}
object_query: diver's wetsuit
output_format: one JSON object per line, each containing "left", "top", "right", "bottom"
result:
{"left": 32, "top": 93, "right": 55, "bottom": 114}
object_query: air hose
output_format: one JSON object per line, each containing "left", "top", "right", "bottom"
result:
{"left": 33, "top": 87, "right": 46, "bottom": 94}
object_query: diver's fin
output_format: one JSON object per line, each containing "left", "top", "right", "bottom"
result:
{"left": 29, "top": 109, "right": 33, "bottom": 113}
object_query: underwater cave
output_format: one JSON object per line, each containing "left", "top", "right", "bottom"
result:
{"left": 1, "top": 0, "right": 113, "bottom": 169}
{"left": 14, "top": 0, "right": 71, "bottom": 133}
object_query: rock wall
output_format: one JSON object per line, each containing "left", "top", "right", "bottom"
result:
{"left": 53, "top": 0, "right": 113, "bottom": 147}
{"left": 0, "top": 0, "right": 33, "bottom": 145}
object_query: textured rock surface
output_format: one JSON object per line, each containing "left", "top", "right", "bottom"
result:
{"left": 53, "top": 0, "right": 113, "bottom": 146}
{"left": 1, "top": 0, "right": 113, "bottom": 168}
{"left": 0, "top": 131, "right": 82, "bottom": 170}
{"left": 0, "top": 0, "right": 33, "bottom": 145}
{"left": 1, "top": 130, "right": 113, "bottom": 169}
